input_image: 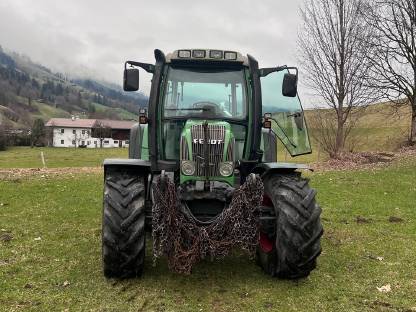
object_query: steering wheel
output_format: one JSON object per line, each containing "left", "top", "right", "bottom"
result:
{"left": 192, "top": 101, "right": 221, "bottom": 117}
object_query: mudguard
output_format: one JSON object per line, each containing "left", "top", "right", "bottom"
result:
{"left": 129, "top": 123, "right": 149, "bottom": 160}
{"left": 103, "top": 159, "right": 151, "bottom": 175}
{"left": 253, "top": 162, "right": 312, "bottom": 176}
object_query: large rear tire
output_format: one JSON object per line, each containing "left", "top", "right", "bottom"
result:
{"left": 102, "top": 169, "right": 146, "bottom": 278}
{"left": 257, "top": 173, "right": 323, "bottom": 279}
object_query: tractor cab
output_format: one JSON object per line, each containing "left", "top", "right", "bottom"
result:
{"left": 102, "top": 49, "right": 322, "bottom": 279}
{"left": 123, "top": 49, "right": 312, "bottom": 186}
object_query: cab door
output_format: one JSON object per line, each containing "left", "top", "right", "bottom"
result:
{"left": 260, "top": 70, "right": 312, "bottom": 156}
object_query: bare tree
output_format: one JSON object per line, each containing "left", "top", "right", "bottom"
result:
{"left": 299, "top": 0, "right": 376, "bottom": 157}
{"left": 73, "top": 129, "right": 91, "bottom": 148}
{"left": 91, "top": 121, "right": 111, "bottom": 148}
{"left": 30, "top": 118, "right": 45, "bottom": 147}
{"left": 365, "top": 0, "right": 416, "bottom": 144}
{"left": 45, "top": 121, "right": 54, "bottom": 147}
{"left": 308, "top": 107, "right": 361, "bottom": 156}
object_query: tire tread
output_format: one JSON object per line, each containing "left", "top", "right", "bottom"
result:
{"left": 102, "top": 170, "right": 146, "bottom": 278}
{"left": 258, "top": 173, "right": 323, "bottom": 279}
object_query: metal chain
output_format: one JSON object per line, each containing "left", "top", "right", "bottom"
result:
{"left": 152, "top": 174, "right": 264, "bottom": 274}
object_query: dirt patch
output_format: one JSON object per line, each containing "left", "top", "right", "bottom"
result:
{"left": 312, "top": 147, "right": 416, "bottom": 171}
{"left": 389, "top": 216, "right": 404, "bottom": 223}
{"left": 365, "top": 300, "right": 416, "bottom": 312}
{"left": 356, "top": 216, "right": 372, "bottom": 224}
{"left": 24, "top": 283, "right": 33, "bottom": 289}
{"left": 0, "top": 167, "right": 102, "bottom": 180}
{"left": 0, "top": 259, "right": 10, "bottom": 266}
{"left": 0, "top": 233, "right": 13, "bottom": 243}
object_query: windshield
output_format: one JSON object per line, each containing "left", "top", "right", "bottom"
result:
{"left": 163, "top": 67, "right": 247, "bottom": 119}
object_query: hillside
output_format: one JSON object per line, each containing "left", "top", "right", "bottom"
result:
{"left": 0, "top": 45, "right": 148, "bottom": 129}
{"left": 304, "top": 103, "right": 411, "bottom": 150}
{"left": 271, "top": 103, "right": 412, "bottom": 164}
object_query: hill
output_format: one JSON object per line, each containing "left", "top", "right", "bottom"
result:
{"left": 271, "top": 103, "right": 412, "bottom": 164}
{"left": 0, "top": 45, "right": 148, "bottom": 129}
{"left": 304, "top": 103, "right": 411, "bottom": 151}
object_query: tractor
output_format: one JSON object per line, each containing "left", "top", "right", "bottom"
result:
{"left": 102, "top": 49, "right": 323, "bottom": 279}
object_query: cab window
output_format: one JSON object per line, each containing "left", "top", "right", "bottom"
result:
{"left": 261, "top": 70, "right": 312, "bottom": 156}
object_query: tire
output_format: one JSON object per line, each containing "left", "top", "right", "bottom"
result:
{"left": 102, "top": 169, "right": 146, "bottom": 278}
{"left": 257, "top": 173, "right": 323, "bottom": 279}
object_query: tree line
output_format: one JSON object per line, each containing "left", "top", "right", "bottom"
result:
{"left": 299, "top": 0, "right": 416, "bottom": 158}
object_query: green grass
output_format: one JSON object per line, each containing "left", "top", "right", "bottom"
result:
{"left": 0, "top": 147, "right": 128, "bottom": 168}
{"left": 31, "top": 101, "right": 72, "bottom": 121}
{"left": 1, "top": 157, "right": 415, "bottom": 311}
{"left": 91, "top": 102, "right": 138, "bottom": 120}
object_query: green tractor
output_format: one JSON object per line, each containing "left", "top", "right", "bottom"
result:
{"left": 102, "top": 49, "right": 323, "bottom": 279}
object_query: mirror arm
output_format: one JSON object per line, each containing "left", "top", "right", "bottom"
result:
{"left": 259, "top": 66, "right": 298, "bottom": 77}
{"left": 125, "top": 61, "right": 155, "bottom": 74}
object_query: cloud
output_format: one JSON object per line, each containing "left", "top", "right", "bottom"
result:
{"left": 0, "top": 0, "right": 306, "bottom": 98}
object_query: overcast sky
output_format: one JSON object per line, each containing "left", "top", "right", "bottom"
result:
{"left": 0, "top": 0, "right": 310, "bottom": 100}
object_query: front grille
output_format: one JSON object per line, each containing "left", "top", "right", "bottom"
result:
{"left": 180, "top": 136, "right": 190, "bottom": 160}
{"left": 191, "top": 124, "right": 225, "bottom": 176}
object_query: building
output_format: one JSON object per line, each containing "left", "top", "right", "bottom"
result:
{"left": 45, "top": 117, "right": 137, "bottom": 148}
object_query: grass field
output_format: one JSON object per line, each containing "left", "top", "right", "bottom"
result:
{"left": 0, "top": 102, "right": 412, "bottom": 168}
{"left": 1, "top": 157, "right": 415, "bottom": 311}
{"left": 0, "top": 147, "right": 128, "bottom": 168}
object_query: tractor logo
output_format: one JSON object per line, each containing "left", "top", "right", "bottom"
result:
{"left": 193, "top": 139, "right": 223, "bottom": 145}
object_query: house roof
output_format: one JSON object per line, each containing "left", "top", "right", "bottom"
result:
{"left": 46, "top": 118, "right": 97, "bottom": 128}
{"left": 46, "top": 118, "right": 137, "bottom": 130}
{"left": 96, "top": 119, "right": 137, "bottom": 129}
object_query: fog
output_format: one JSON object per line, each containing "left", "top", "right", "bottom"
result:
{"left": 0, "top": 0, "right": 312, "bottom": 102}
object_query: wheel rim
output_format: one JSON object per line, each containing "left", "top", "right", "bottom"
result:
{"left": 259, "top": 232, "right": 273, "bottom": 253}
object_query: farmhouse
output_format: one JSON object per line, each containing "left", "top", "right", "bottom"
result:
{"left": 45, "top": 117, "right": 136, "bottom": 148}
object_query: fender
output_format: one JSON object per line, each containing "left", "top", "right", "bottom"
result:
{"left": 103, "top": 159, "right": 151, "bottom": 175}
{"left": 253, "top": 162, "right": 312, "bottom": 176}
{"left": 129, "top": 123, "right": 149, "bottom": 160}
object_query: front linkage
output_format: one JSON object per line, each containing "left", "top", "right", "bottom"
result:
{"left": 151, "top": 173, "right": 264, "bottom": 274}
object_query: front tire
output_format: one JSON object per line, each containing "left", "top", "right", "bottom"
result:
{"left": 102, "top": 169, "right": 146, "bottom": 278}
{"left": 257, "top": 173, "right": 323, "bottom": 279}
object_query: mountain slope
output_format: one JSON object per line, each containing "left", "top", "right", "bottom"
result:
{"left": 0, "top": 45, "right": 148, "bottom": 129}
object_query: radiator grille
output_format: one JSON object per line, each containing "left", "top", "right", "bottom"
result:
{"left": 191, "top": 124, "right": 225, "bottom": 176}
{"left": 226, "top": 137, "right": 235, "bottom": 161}
{"left": 180, "top": 136, "right": 190, "bottom": 160}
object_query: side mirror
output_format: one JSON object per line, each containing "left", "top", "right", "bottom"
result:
{"left": 282, "top": 73, "right": 298, "bottom": 97}
{"left": 123, "top": 68, "right": 140, "bottom": 91}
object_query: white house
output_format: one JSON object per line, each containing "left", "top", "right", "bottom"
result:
{"left": 46, "top": 117, "right": 137, "bottom": 148}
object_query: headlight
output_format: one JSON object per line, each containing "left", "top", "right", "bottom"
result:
{"left": 209, "top": 50, "right": 223, "bottom": 59}
{"left": 219, "top": 161, "right": 234, "bottom": 177}
{"left": 178, "top": 50, "right": 191, "bottom": 58}
{"left": 224, "top": 51, "right": 237, "bottom": 60}
{"left": 181, "top": 161, "right": 195, "bottom": 176}
{"left": 192, "top": 50, "right": 206, "bottom": 58}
